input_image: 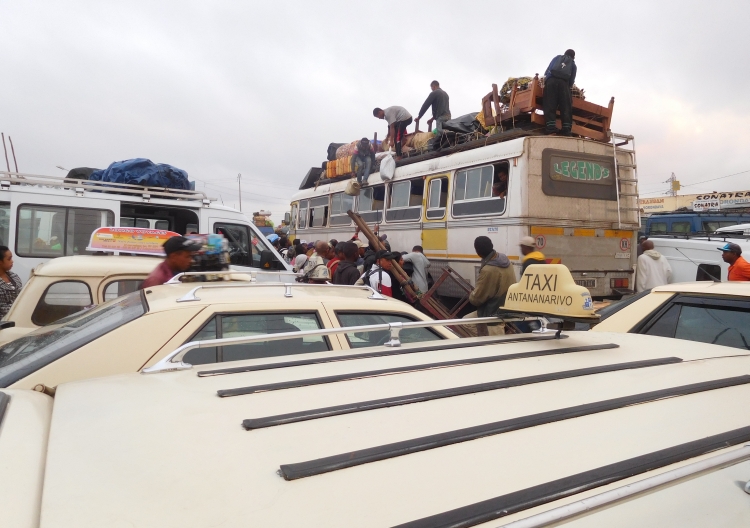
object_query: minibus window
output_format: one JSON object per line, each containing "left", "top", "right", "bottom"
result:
{"left": 452, "top": 162, "right": 508, "bottom": 217}
{"left": 358, "top": 185, "right": 384, "bottom": 223}
{"left": 16, "top": 205, "right": 114, "bottom": 258}
{"left": 386, "top": 179, "right": 423, "bottom": 222}
{"left": 214, "top": 223, "right": 251, "bottom": 266}
{"left": 426, "top": 177, "right": 448, "bottom": 220}
{"left": 298, "top": 200, "right": 308, "bottom": 229}
{"left": 649, "top": 222, "right": 667, "bottom": 234}
{"left": 0, "top": 203, "right": 10, "bottom": 246}
{"left": 330, "top": 193, "right": 354, "bottom": 226}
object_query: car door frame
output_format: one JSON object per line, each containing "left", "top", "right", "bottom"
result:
{"left": 631, "top": 294, "right": 750, "bottom": 337}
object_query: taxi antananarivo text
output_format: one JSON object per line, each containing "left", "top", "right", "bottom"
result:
{"left": 0, "top": 255, "right": 160, "bottom": 346}
{"left": 591, "top": 280, "right": 750, "bottom": 350}
{"left": 2, "top": 265, "right": 749, "bottom": 527}
{"left": 0, "top": 277, "right": 457, "bottom": 390}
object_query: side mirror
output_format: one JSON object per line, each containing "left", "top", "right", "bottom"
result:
{"left": 284, "top": 212, "right": 291, "bottom": 225}
{"left": 0, "top": 321, "right": 16, "bottom": 330}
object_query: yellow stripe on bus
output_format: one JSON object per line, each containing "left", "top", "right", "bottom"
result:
{"left": 573, "top": 229, "right": 596, "bottom": 237}
{"left": 604, "top": 230, "right": 633, "bottom": 238}
{"left": 530, "top": 226, "right": 564, "bottom": 236}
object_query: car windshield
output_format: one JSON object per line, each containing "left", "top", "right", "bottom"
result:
{"left": 0, "top": 291, "right": 147, "bottom": 387}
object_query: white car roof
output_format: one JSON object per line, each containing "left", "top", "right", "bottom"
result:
{"left": 31, "top": 255, "right": 160, "bottom": 277}
{"left": 650, "top": 280, "right": 750, "bottom": 296}
{"left": 37, "top": 330, "right": 750, "bottom": 527}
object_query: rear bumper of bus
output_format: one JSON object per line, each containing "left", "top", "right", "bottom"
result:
{"left": 570, "top": 270, "right": 634, "bottom": 299}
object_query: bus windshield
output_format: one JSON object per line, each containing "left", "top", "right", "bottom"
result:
{"left": 0, "top": 291, "right": 147, "bottom": 387}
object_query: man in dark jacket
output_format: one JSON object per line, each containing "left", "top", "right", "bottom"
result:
{"left": 416, "top": 80, "right": 451, "bottom": 132}
{"left": 333, "top": 242, "right": 362, "bottom": 285}
{"left": 464, "top": 236, "right": 517, "bottom": 336}
{"left": 543, "top": 49, "right": 577, "bottom": 135}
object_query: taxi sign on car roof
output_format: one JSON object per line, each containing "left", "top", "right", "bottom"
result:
{"left": 86, "top": 227, "right": 180, "bottom": 256}
{"left": 502, "top": 264, "right": 599, "bottom": 322}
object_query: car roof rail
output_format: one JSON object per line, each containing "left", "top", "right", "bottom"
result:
{"left": 141, "top": 316, "right": 506, "bottom": 374}
{"left": 167, "top": 280, "right": 389, "bottom": 303}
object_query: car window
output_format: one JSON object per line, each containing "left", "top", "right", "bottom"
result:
{"left": 674, "top": 306, "right": 750, "bottom": 349}
{"left": 31, "top": 281, "right": 93, "bottom": 326}
{"left": 336, "top": 312, "right": 443, "bottom": 348}
{"left": 103, "top": 280, "right": 143, "bottom": 302}
{"left": 0, "top": 291, "right": 146, "bottom": 387}
{"left": 642, "top": 301, "right": 750, "bottom": 350}
{"left": 183, "top": 312, "right": 329, "bottom": 365}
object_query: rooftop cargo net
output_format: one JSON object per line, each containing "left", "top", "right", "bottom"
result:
{"left": 88, "top": 158, "right": 191, "bottom": 190}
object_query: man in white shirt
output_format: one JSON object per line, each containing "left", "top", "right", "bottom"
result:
{"left": 403, "top": 245, "right": 430, "bottom": 293}
{"left": 373, "top": 106, "right": 413, "bottom": 158}
{"left": 636, "top": 240, "right": 672, "bottom": 291}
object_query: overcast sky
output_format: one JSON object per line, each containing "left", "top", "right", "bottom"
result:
{"left": 1, "top": 1, "right": 749, "bottom": 221}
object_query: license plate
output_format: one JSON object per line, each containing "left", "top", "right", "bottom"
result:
{"left": 575, "top": 279, "right": 596, "bottom": 288}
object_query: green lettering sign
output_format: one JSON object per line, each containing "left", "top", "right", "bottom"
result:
{"left": 553, "top": 159, "right": 611, "bottom": 182}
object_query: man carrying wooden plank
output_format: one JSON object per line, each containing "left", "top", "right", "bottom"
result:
{"left": 543, "top": 49, "right": 577, "bottom": 136}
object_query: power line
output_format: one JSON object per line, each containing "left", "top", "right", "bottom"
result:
{"left": 680, "top": 168, "right": 750, "bottom": 188}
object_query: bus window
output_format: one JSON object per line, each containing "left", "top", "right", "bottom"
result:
{"left": 298, "top": 200, "right": 308, "bottom": 229}
{"left": 452, "top": 162, "right": 507, "bottom": 217}
{"left": 120, "top": 217, "right": 150, "bottom": 228}
{"left": 309, "top": 196, "right": 329, "bottom": 228}
{"left": 290, "top": 203, "right": 298, "bottom": 229}
{"left": 671, "top": 222, "right": 691, "bottom": 233}
{"left": 386, "top": 179, "right": 423, "bottom": 222}
{"left": 0, "top": 203, "right": 9, "bottom": 246}
{"left": 426, "top": 177, "right": 448, "bottom": 220}
{"left": 17, "top": 205, "right": 114, "bottom": 258}
{"left": 649, "top": 222, "right": 667, "bottom": 234}
{"left": 330, "top": 193, "right": 354, "bottom": 226}
{"left": 358, "top": 185, "right": 384, "bottom": 224}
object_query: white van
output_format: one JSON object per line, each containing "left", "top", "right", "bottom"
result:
{"left": 650, "top": 235, "right": 750, "bottom": 282}
{"left": 0, "top": 171, "right": 291, "bottom": 281}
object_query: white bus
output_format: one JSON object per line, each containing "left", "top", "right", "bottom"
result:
{"left": 0, "top": 171, "right": 291, "bottom": 281}
{"left": 289, "top": 134, "right": 639, "bottom": 298}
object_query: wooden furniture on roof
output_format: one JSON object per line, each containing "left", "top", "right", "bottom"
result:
{"left": 481, "top": 75, "right": 614, "bottom": 143}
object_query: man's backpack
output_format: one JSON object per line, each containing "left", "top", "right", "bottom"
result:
{"left": 549, "top": 54, "right": 575, "bottom": 81}
{"left": 295, "top": 263, "right": 326, "bottom": 283}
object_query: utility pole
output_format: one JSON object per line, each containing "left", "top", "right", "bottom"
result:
{"left": 237, "top": 173, "right": 242, "bottom": 212}
{"left": 665, "top": 172, "right": 680, "bottom": 197}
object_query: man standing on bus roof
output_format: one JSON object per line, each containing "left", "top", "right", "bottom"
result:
{"left": 465, "top": 236, "right": 516, "bottom": 336}
{"left": 718, "top": 242, "right": 750, "bottom": 281}
{"left": 373, "top": 106, "right": 413, "bottom": 159}
{"left": 416, "top": 81, "right": 451, "bottom": 133}
{"left": 543, "top": 49, "right": 577, "bottom": 136}
{"left": 140, "top": 236, "right": 201, "bottom": 289}
{"left": 520, "top": 236, "right": 546, "bottom": 274}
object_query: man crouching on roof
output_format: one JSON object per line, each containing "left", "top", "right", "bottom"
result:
{"left": 463, "top": 236, "right": 517, "bottom": 336}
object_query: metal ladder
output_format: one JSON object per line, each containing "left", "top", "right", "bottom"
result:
{"left": 610, "top": 132, "right": 640, "bottom": 230}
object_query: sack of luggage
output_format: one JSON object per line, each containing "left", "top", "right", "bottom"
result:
{"left": 380, "top": 153, "right": 396, "bottom": 180}
{"left": 549, "top": 54, "right": 575, "bottom": 81}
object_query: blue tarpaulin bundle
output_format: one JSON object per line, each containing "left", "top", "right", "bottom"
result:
{"left": 88, "top": 158, "right": 191, "bottom": 190}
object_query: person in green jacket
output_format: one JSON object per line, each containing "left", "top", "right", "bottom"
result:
{"left": 465, "top": 236, "right": 517, "bottom": 336}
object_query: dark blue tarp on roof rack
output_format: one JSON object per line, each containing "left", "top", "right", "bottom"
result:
{"left": 88, "top": 158, "right": 191, "bottom": 190}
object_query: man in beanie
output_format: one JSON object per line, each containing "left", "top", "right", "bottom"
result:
{"left": 140, "top": 236, "right": 202, "bottom": 288}
{"left": 718, "top": 242, "right": 750, "bottom": 281}
{"left": 520, "top": 236, "right": 546, "bottom": 274}
{"left": 543, "top": 49, "right": 577, "bottom": 135}
{"left": 464, "top": 236, "right": 517, "bottom": 336}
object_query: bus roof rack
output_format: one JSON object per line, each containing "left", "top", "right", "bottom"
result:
{"left": 0, "top": 171, "right": 215, "bottom": 203}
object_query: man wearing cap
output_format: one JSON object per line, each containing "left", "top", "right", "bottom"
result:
{"left": 520, "top": 236, "right": 546, "bottom": 274}
{"left": 140, "top": 236, "right": 201, "bottom": 289}
{"left": 359, "top": 250, "right": 396, "bottom": 296}
{"left": 719, "top": 242, "right": 750, "bottom": 281}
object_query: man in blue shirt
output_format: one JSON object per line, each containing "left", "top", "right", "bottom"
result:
{"left": 543, "top": 49, "right": 577, "bottom": 136}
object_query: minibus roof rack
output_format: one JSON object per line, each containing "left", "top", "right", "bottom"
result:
{"left": 0, "top": 170, "right": 215, "bottom": 203}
